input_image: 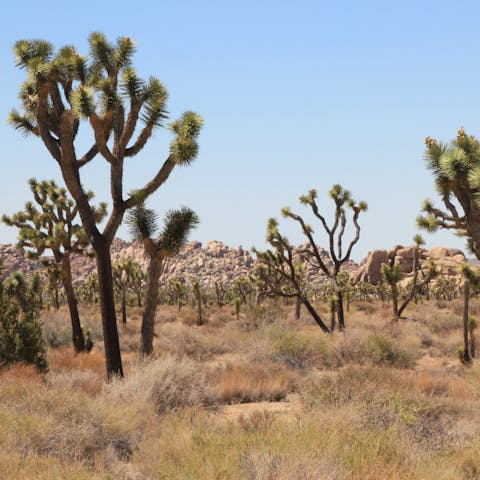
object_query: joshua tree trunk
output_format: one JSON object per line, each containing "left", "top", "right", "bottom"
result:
{"left": 330, "top": 307, "right": 336, "bottom": 332}
{"left": 141, "top": 256, "right": 163, "bottom": 357}
{"left": 194, "top": 284, "right": 204, "bottom": 326}
{"left": 295, "top": 295, "right": 301, "bottom": 320}
{"left": 121, "top": 285, "right": 127, "bottom": 324}
{"left": 391, "top": 285, "right": 400, "bottom": 320}
{"left": 463, "top": 279, "right": 472, "bottom": 364}
{"left": 337, "top": 290, "right": 345, "bottom": 331}
{"left": 299, "top": 294, "right": 330, "bottom": 333}
{"left": 53, "top": 286, "right": 60, "bottom": 310}
{"left": 94, "top": 239, "right": 123, "bottom": 377}
{"left": 61, "top": 255, "right": 85, "bottom": 353}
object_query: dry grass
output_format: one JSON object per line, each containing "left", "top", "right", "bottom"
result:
{"left": 212, "top": 361, "right": 300, "bottom": 403}
{"left": 2, "top": 299, "right": 480, "bottom": 478}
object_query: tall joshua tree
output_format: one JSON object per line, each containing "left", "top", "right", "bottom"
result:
{"left": 10, "top": 34, "right": 203, "bottom": 378}
{"left": 2, "top": 178, "right": 106, "bottom": 352}
{"left": 282, "top": 185, "right": 367, "bottom": 331}
{"left": 418, "top": 128, "right": 480, "bottom": 259}
{"left": 127, "top": 204, "right": 199, "bottom": 357}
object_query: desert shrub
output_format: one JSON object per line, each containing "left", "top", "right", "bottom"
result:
{"left": 429, "top": 313, "right": 461, "bottom": 334}
{"left": 268, "top": 326, "right": 316, "bottom": 369}
{"left": 106, "top": 355, "right": 216, "bottom": 413}
{"left": 364, "top": 334, "right": 416, "bottom": 368}
{"left": 262, "top": 323, "right": 330, "bottom": 369}
{"left": 332, "top": 330, "right": 366, "bottom": 364}
{"left": 0, "top": 298, "right": 47, "bottom": 372}
{"left": 0, "top": 372, "right": 139, "bottom": 465}
{"left": 362, "top": 393, "right": 455, "bottom": 448}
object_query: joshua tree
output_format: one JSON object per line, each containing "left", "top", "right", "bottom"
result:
{"left": 127, "top": 204, "right": 199, "bottom": 357}
{"left": 231, "top": 276, "right": 255, "bottom": 305}
{"left": 10, "top": 34, "right": 203, "bottom": 378}
{"left": 128, "top": 262, "right": 146, "bottom": 307}
{"left": 167, "top": 276, "right": 188, "bottom": 311}
{"left": 113, "top": 257, "right": 138, "bottom": 324}
{"left": 3, "top": 179, "right": 106, "bottom": 352}
{"left": 280, "top": 184, "right": 367, "bottom": 331}
{"left": 380, "top": 235, "right": 436, "bottom": 321}
{"left": 191, "top": 279, "right": 205, "bottom": 326}
{"left": 458, "top": 263, "right": 480, "bottom": 364}
{"left": 418, "top": 128, "right": 480, "bottom": 259}
{"left": 254, "top": 218, "right": 330, "bottom": 332}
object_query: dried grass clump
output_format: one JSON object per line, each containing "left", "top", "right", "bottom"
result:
{"left": 0, "top": 372, "right": 140, "bottom": 466}
{"left": 212, "top": 361, "right": 299, "bottom": 404}
{"left": 157, "top": 323, "right": 233, "bottom": 360}
{"left": 106, "top": 355, "right": 216, "bottom": 414}
{"left": 48, "top": 348, "right": 106, "bottom": 377}
{"left": 46, "top": 369, "right": 103, "bottom": 396}
{"left": 240, "top": 449, "right": 344, "bottom": 480}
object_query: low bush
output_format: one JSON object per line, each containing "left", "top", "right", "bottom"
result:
{"left": 106, "top": 355, "right": 216, "bottom": 413}
{"left": 364, "top": 334, "right": 416, "bottom": 368}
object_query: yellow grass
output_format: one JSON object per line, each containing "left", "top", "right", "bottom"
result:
{"left": 0, "top": 300, "right": 479, "bottom": 478}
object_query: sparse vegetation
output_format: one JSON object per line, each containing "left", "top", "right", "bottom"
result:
{"left": 0, "top": 299, "right": 478, "bottom": 479}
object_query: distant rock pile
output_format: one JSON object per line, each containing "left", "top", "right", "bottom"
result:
{"left": 0, "top": 239, "right": 470, "bottom": 288}
{"left": 0, "top": 243, "right": 42, "bottom": 281}
{"left": 351, "top": 245, "right": 466, "bottom": 285}
{"left": 72, "top": 239, "right": 255, "bottom": 288}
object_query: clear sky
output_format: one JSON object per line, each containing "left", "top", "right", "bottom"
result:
{"left": 2, "top": 0, "right": 480, "bottom": 261}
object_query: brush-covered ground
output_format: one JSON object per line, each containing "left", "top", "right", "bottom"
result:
{"left": 1, "top": 298, "right": 480, "bottom": 479}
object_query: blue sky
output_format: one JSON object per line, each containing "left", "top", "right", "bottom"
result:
{"left": 2, "top": 0, "right": 480, "bottom": 261}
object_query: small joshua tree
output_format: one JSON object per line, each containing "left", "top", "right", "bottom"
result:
{"left": 2, "top": 178, "right": 106, "bottom": 352}
{"left": 253, "top": 218, "right": 330, "bottom": 332}
{"left": 381, "top": 235, "right": 436, "bottom": 321}
{"left": 113, "top": 257, "right": 138, "bottom": 324}
{"left": 281, "top": 184, "right": 367, "bottom": 331}
{"left": 127, "top": 203, "right": 199, "bottom": 357}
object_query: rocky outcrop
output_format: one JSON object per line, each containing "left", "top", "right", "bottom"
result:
{"left": 0, "top": 239, "right": 470, "bottom": 289}
{"left": 351, "top": 250, "right": 388, "bottom": 285}
{"left": 351, "top": 246, "right": 467, "bottom": 285}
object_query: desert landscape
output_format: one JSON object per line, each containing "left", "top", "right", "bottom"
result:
{"left": 3, "top": 4, "right": 480, "bottom": 479}
{"left": 1, "top": 234, "right": 480, "bottom": 479}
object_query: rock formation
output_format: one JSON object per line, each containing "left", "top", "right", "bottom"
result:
{"left": 351, "top": 245, "right": 467, "bottom": 285}
{"left": 0, "top": 239, "right": 470, "bottom": 289}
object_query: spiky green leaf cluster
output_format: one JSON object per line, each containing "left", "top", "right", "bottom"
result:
{"left": 169, "top": 111, "right": 204, "bottom": 165}
{"left": 157, "top": 207, "right": 199, "bottom": 255}
{"left": 459, "top": 262, "right": 480, "bottom": 289}
{"left": 126, "top": 203, "right": 159, "bottom": 240}
{"left": 381, "top": 263, "right": 402, "bottom": 286}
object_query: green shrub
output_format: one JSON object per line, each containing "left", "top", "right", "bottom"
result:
{"left": 364, "top": 334, "right": 415, "bottom": 369}
{"left": 0, "top": 285, "right": 47, "bottom": 372}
